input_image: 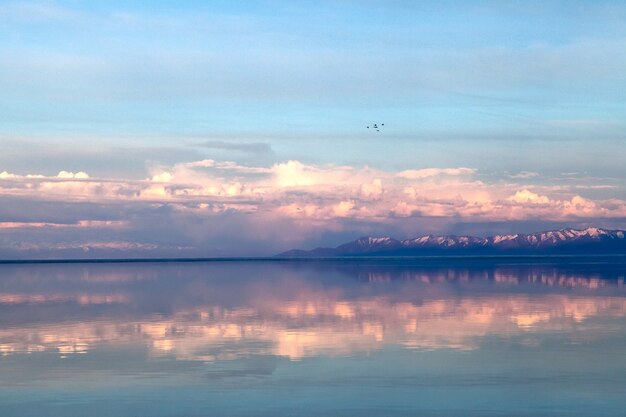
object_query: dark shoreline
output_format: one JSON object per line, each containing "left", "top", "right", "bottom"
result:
{"left": 1, "top": 254, "right": 625, "bottom": 265}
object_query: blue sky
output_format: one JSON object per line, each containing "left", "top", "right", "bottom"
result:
{"left": 1, "top": 1, "right": 625, "bottom": 257}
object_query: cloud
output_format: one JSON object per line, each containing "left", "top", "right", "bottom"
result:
{"left": 197, "top": 140, "right": 274, "bottom": 154}
{"left": 2, "top": 278, "right": 625, "bottom": 362}
{"left": 1, "top": 163, "right": 625, "bottom": 221}
{"left": 57, "top": 170, "right": 89, "bottom": 179}
{"left": 509, "top": 189, "right": 550, "bottom": 205}
{"left": 0, "top": 2, "right": 79, "bottom": 22}
{"left": 397, "top": 168, "right": 476, "bottom": 179}
{"left": 150, "top": 172, "right": 173, "bottom": 182}
{"left": 4, "top": 7, "right": 626, "bottom": 104}
{"left": 0, "top": 162, "right": 625, "bottom": 257}
{"left": 0, "top": 220, "right": 126, "bottom": 229}
{"left": 509, "top": 171, "right": 539, "bottom": 179}
{"left": 0, "top": 171, "right": 17, "bottom": 179}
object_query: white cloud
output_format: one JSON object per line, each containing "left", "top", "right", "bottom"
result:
{"left": 0, "top": 171, "right": 17, "bottom": 179}
{"left": 150, "top": 172, "right": 173, "bottom": 182}
{"left": 57, "top": 170, "right": 89, "bottom": 179}
{"left": 509, "top": 189, "right": 550, "bottom": 205}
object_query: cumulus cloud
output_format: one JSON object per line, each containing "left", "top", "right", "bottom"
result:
{"left": 0, "top": 162, "right": 625, "bottom": 257}
{"left": 57, "top": 170, "right": 89, "bottom": 179}
{"left": 1, "top": 163, "right": 625, "bottom": 221}
{"left": 509, "top": 189, "right": 550, "bottom": 205}
{"left": 0, "top": 171, "right": 17, "bottom": 179}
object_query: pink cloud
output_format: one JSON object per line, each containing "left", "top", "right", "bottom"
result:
{"left": 0, "top": 220, "right": 127, "bottom": 229}
{"left": 1, "top": 163, "right": 625, "bottom": 222}
{"left": 0, "top": 162, "right": 625, "bottom": 256}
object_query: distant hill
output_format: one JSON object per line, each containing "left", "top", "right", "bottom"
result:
{"left": 277, "top": 227, "right": 626, "bottom": 257}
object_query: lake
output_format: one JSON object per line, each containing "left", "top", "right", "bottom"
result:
{"left": 1, "top": 258, "right": 625, "bottom": 416}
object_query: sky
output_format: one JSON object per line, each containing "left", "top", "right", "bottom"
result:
{"left": 1, "top": 0, "right": 625, "bottom": 258}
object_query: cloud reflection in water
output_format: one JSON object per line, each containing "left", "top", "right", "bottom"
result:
{"left": 1, "top": 262, "right": 624, "bottom": 362}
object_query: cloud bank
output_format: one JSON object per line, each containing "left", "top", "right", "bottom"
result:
{"left": 0, "top": 160, "right": 624, "bottom": 258}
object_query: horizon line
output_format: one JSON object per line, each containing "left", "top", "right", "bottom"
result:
{"left": 2, "top": 254, "right": 626, "bottom": 265}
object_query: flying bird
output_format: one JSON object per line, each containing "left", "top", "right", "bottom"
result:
{"left": 366, "top": 123, "right": 385, "bottom": 132}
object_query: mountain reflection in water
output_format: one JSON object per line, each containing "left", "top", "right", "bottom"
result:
{"left": 0, "top": 260, "right": 625, "bottom": 416}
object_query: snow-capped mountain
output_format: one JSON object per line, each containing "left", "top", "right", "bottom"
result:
{"left": 278, "top": 227, "right": 626, "bottom": 257}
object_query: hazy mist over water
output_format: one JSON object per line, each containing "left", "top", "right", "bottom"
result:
{"left": 0, "top": 259, "right": 625, "bottom": 416}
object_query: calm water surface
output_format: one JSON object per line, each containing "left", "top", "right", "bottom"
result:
{"left": 0, "top": 259, "right": 625, "bottom": 416}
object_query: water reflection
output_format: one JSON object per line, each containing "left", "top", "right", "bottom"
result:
{"left": 1, "top": 260, "right": 626, "bottom": 416}
{"left": 1, "top": 261, "right": 625, "bottom": 362}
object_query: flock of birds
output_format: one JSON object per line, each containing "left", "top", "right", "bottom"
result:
{"left": 366, "top": 123, "right": 384, "bottom": 132}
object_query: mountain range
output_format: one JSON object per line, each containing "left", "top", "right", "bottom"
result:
{"left": 278, "top": 227, "right": 626, "bottom": 257}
